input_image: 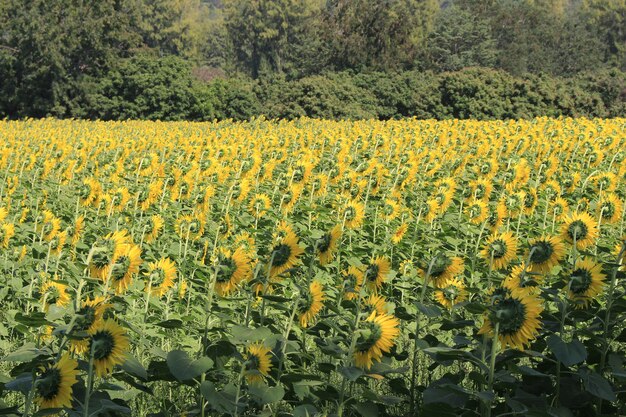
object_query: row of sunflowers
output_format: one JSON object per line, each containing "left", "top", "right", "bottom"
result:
{"left": 0, "top": 117, "right": 624, "bottom": 417}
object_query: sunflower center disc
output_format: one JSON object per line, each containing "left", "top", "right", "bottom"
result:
{"left": 317, "top": 234, "right": 332, "bottom": 254}
{"left": 92, "top": 330, "right": 115, "bottom": 360}
{"left": 569, "top": 268, "right": 592, "bottom": 294}
{"left": 493, "top": 298, "right": 527, "bottom": 335}
{"left": 530, "top": 241, "right": 554, "bottom": 264}
{"left": 271, "top": 244, "right": 292, "bottom": 267}
{"left": 568, "top": 220, "right": 588, "bottom": 240}
{"left": 36, "top": 368, "right": 62, "bottom": 400}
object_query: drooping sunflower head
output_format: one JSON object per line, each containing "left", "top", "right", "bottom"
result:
{"left": 88, "top": 319, "right": 129, "bottom": 377}
{"left": 503, "top": 265, "right": 542, "bottom": 296}
{"left": 597, "top": 193, "right": 623, "bottom": 224}
{"left": 527, "top": 236, "right": 565, "bottom": 274}
{"left": 364, "top": 256, "right": 391, "bottom": 291}
{"left": 213, "top": 247, "right": 252, "bottom": 296}
{"left": 424, "top": 254, "right": 464, "bottom": 288}
{"left": 109, "top": 244, "right": 142, "bottom": 295}
{"left": 479, "top": 291, "right": 543, "bottom": 350}
{"left": 40, "top": 281, "right": 70, "bottom": 312}
{"left": 35, "top": 354, "right": 79, "bottom": 409}
{"left": 245, "top": 343, "right": 272, "bottom": 384}
{"left": 341, "top": 200, "right": 365, "bottom": 229}
{"left": 565, "top": 257, "right": 605, "bottom": 309}
{"left": 298, "top": 281, "right": 325, "bottom": 328}
{"left": 433, "top": 277, "right": 467, "bottom": 310}
{"left": 343, "top": 266, "right": 364, "bottom": 300}
{"left": 466, "top": 199, "right": 488, "bottom": 225}
{"left": 354, "top": 311, "right": 400, "bottom": 370}
{"left": 560, "top": 212, "right": 598, "bottom": 250}
{"left": 0, "top": 222, "right": 15, "bottom": 248}
{"left": 145, "top": 258, "right": 177, "bottom": 297}
{"left": 71, "top": 296, "right": 111, "bottom": 354}
{"left": 144, "top": 214, "right": 164, "bottom": 243}
{"left": 481, "top": 232, "right": 518, "bottom": 270}
{"left": 269, "top": 224, "right": 304, "bottom": 279}
{"left": 317, "top": 225, "right": 342, "bottom": 266}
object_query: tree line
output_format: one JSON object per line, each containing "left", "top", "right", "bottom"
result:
{"left": 1, "top": 0, "right": 625, "bottom": 120}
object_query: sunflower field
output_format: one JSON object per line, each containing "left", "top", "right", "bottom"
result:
{"left": 0, "top": 117, "right": 625, "bottom": 417}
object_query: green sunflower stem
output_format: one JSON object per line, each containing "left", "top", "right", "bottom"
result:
{"left": 485, "top": 322, "right": 500, "bottom": 417}
{"left": 596, "top": 241, "right": 626, "bottom": 413}
{"left": 83, "top": 342, "right": 96, "bottom": 417}
{"left": 409, "top": 258, "right": 435, "bottom": 416}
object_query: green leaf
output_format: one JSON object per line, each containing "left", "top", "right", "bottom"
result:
{"left": 579, "top": 369, "right": 616, "bottom": 402}
{"left": 339, "top": 366, "right": 364, "bottom": 381}
{"left": 13, "top": 312, "right": 50, "bottom": 328}
{"left": 155, "top": 319, "right": 183, "bottom": 329}
{"left": 249, "top": 384, "right": 285, "bottom": 404}
{"left": 2, "top": 344, "right": 50, "bottom": 362}
{"left": 547, "top": 335, "right": 587, "bottom": 367}
{"left": 166, "top": 350, "right": 213, "bottom": 382}
{"left": 293, "top": 404, "right": 318, "bottom": 417}
{"left": 353, "top": 401, "right": 378, "bottom": 417}
{"left": 415, "top": 302, "right": 441, "bottom": 317}
{"left": 200, "top": 381, "right": 238, "bottom": 414}
{"left": 120, "top": 353, "right": 147, "bottom": 381}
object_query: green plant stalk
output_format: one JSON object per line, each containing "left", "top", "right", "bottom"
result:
{"left": 596, "top": 241, "right": 625, "bottom": 413}
{"left": 83, "top": 342, "right": 96, "bottom": 417}
{"left": 485, "top": 322, "right": 500, "bottom": 417}
{"left": 409, "top": 257, "right": 435, "bottom": 415}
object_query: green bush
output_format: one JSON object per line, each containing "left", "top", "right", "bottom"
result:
{"left": 87, "top": 55, "right": 211, "bottom": 121}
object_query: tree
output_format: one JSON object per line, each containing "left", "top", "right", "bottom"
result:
{"left": 223, "top": 0, "right": 320, "bottom": 78}
{"left": 0, "top": 0, "right": 141, "bottom": 117}
{"left": 320, "top": 0, "right": 439, "bottom": 71}
{"left": 423, "top": 5, "right": 497, "bottom": 71}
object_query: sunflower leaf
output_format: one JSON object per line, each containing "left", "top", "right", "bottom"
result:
{"left": 547, "top": 335, "right": 587, "bottom": 367}
{"left": 166, "top": 350, "right": 213, "bottom": 382}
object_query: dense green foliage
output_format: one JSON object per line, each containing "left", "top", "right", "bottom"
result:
{"left": 0, "top": 0, "right": 625, "bottom": 120}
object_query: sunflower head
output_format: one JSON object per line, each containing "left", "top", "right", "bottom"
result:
{"left": 245, "top": 343, "right": 272, "bottom": 384}
{"left": 566, "top": 257, "right": 605, "bottom": 308}
{"left": 88, "top": 319, "right": 130, "bottom": 377}
{"left": 36, "top": 355, "right": 79, "bottom": 409}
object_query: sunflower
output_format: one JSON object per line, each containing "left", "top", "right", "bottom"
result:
{"left": 381, "top": 199, "right": 400, "bottom": 221}
{"left": 354, "top": 311, "right": 400, "bottom": 370}
{"left": 144, "top": 214, "right": 164, "bottom": 243}
{"left": 79, "top": 177, "right": 102, "bottom": 207}
{"left": 503, "top": 265, "right": 542, "bottom": 296}
{"left": 549, "top": 197, "right": 569, "bottom": 221}
{"left": 40, "top": 281, "right": 70, "bottom": 312}
{"left": 70, "top": 296, "right": 111, "bottom": 354}
{"left": 213, "top": 247, "right": 252, "bottom": 296}
{"left": 560, "top": 212, "right": 598, "bottom": 250}
{"left": 49, "top": 231, "right": 67, "bottom": 256}
{"left": 175, "top": 214, "right": 204, "bottom": 240}
{"left": 565, "top": 257, "right": 605, "bottom": 308}
{"left": 248, "top": 193, "right": 271, "bottom": 218}
{"left": 363, "top": 294, "right": 390, "bottom": 315}
{"left": 245, "top": 343, "right": 272, "bottom": 384}
{"left": 423, "top": 254, "right": 464, "bottom": 288}
{"left": 39, "top": 210, "right": 61, "bottom": 242}
{"left": 343, "top": 266, "right": 364, "bottom": 300}
{"left": 88, "top": 319, "right": 130, "bottom": 377}
{"left": 527, "top": 236, "right": 565, "bottom": 274}
{"left": 0, "top": 222, "right": 15, "bottom": 248}
{"left": 433, "top": 277, "right": 467, "bottom": 309}
{"left": 597, "top": 193, "right": 623, "bottom": 224}
{"left": 391, "top": 222, "right": 408, "bottom": 245}
{"left": 0, "top": 207, "right": 7, "bottom": 223}
{"left": 466, "top": 199, "right": 488, "bottom": 225}
{"left": 298, "top": 281, "right": 325, "bottom": 328}
{"left": 481, "top": 232, "right": 518, "bottom": 270}
{"left": 364, "top": 256, "right": 391, "bottom": 291}
{"left": 108, "top": 244, "right": 142, "bottom": 294}
{"left": 35, "top": 354, "right": 79, "bottom": 409}
{"left": 89, "top": 230, "right": 131, "bottom": 279}
{"left": 268, "top": 223, "right": 304, "bottom": 278}
{"left": 478, "top": 290, "right": 543, "bottom": 350}
{"left": 422, "top": 198, "right": 440, "bottom": 223}
{"left": 486, "top": 202, "right": 506, "bottom": 233}
{"left": 145, "top": 258, "right": 177, "bottom": 297}
{"left": 109, "top": 187, "right": 131, "bottom": 213}
{"left": 341, "top": 200, "right": 365, "bottom": 229}
{"left": 317, "top": 225, "right": 342, "bottom": 265}
{"left": 70, "top": 215, "right": 84, "bottom": 246}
